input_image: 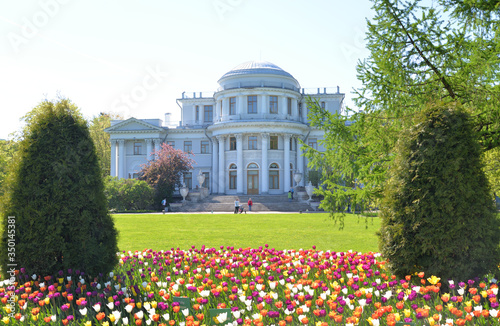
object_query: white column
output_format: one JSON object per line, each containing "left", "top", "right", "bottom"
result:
{"left": 297, "top": 136, "right": 305, "bottom": 186}
{"left": 281, "top": 96, "right": 287, "bottom": 116}
{"left": 258, "top": 94, "right": 266, "bottom": 114}
{"left": 110, "top": 139, "right": 117, "bottom": 177}
{"left": 261, "top": 133, "right": 269, "bottom": 194}
{"left": 222, "top": 98, "right": 228, "bottom": 118}
{"left": 236, "top": 133, "right": 243, "bottom": 194}
{"left": 118, "top": 139, "right": 125, "bottom": 179}
{"left": 237, "top": 95, "right": 245, "bottom": 116}
{"left": 153, "top": 139, "right": 162, "bottom": 159}
{"left": 217, "top": 135, "right": 226, "bottom": 194}
{"left": 284, "top": 134, "right": 291, "bottom": 192}
{"left": 146, "top": 139, "right": 153, "bottom": 161}
{"left": 212, "top": 137, "right": 219, "bottom": 194}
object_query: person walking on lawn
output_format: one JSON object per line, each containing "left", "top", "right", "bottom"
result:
{"left": 247, "top": 198, "right": 253, "bottom": 211}
{"left": 234, "top": 198, "right": 240, "bottom": 214}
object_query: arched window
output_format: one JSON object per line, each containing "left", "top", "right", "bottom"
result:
{"left": 247, "top": 163, "right": 259, "bottom": 169}
{"left": 229, "top": 164, "right": 237, "bottom": 189}
{"left": 269, "top": 163, "right": 279, "bottom": 189}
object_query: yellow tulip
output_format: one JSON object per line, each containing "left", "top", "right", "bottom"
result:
{"left": 428, "top": 317, "right": 435, "bottom": 326}
{"left": 404, "top": 309, "right": 411, "bottom": 318}
{"left": 1, "top": 317, "right": 9, "bottom": 324}
{"left": 44, "top": 297, "right": 50, "bottom": 305}
{"left": 85, "top": 321, "right": 92, "bottom": 326}
{"left": 109, "top": 314, "right": 116, "bottom": 323}
{"left": 427, "top": 276, "right": 441, "bottom": 285}
{"left": 151, "top": 301, "right": 157, "bottom": 308}
{"left": 108, "top": 297, "right": 114, "bottom": 303}
{"left": 137, "top": 302, "right": 142, "bottom": 309}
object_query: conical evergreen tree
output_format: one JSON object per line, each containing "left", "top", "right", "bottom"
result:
{"left": 379, "top": 102, "right": 500, "bottom": 282}
{"left": 0, "top": 99, "right": 118, "bottom": 277}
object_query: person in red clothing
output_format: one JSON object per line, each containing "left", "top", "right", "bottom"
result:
{"left": 247, "top": 198, "right": 253, "bottom": 211}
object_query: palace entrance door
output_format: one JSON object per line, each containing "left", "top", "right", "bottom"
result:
{"left": 247, "top": 170, "right": 259, "bottom": 195}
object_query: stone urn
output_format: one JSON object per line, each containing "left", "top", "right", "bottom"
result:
{"left": 180, "top": 183, "right": 189, "bottom": 202}
{"left": 293, "top": 171, "right": 302, "bottom": 187}
{"left": 305, "top": 181, "right": 315, "bottom": 201}
{"left": 197, "top": 171, "right": 205, "bottom": 188}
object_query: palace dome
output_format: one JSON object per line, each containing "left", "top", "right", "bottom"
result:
{"left": 218, "top": 60, "right": 297, "bottom": 81}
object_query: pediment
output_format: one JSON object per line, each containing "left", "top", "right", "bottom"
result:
{"left": 105, "top": 118, "right": 165, "bottom": 133}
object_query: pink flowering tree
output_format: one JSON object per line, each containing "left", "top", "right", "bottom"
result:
{"left": 139, "top": 143, "right": 194, "bottom": 210}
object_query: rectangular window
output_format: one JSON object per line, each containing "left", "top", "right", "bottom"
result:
{"left": 269, "top": 171, "right": 279, "bottom": 189}
{"left": 195, "top": 105, "right": 199, "bottom": 121}
{"left": 290, "top": 138, "right": 293, "bottom": 151}
{"left": 184, "top": 172, "right": 192, "bottom": 189}
{"left": 167, "top": 141, "right": 175, "bottom": 148}
{"left": 204, "top": 105, "right": 213, "bottom": 122}
{"left": 134, "top": 142, "right": 142, "bottom": 155}
{"left": 247, "top": 95, "right": 257, "bottom": 114}
{"left": 269, "top": 96, "right": 278, "bottom": 114}
{"left": 229, "top": 171, "right": 237, "bottom": 189}
{"left": 229, "top": 97, "right": 236, "bottom": 115}
{"left": 230, "top": 137, "right": 236, "bottom": 151}
{"left": 321, "top": 102, "right": 325, "bottom": 109}
{"left": 298, "top": 102, "right": 303, "bottom": 117}
{"left": 287, "top": 97, "right": 292, "bottom": 115}
{"left": 184, "top": 141, "right": 192, "bottom": 153}
{"left": 308, "top": 138, "right": 318, "bottom": 150}
{"left": 248, "top": 136, "right": 257, "bottom": 150}
{"left": 201, "top": 140, "right": 209, "bottom": 154}
{"left": 270, "top": 135, "right": 278, "bottom": 150}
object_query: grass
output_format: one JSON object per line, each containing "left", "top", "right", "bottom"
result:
{"left": 113, "top": 212, "right": 380, "bottom": 253}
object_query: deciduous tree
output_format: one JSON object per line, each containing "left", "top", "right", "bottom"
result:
{"left": 139, "top": 143, "right": 194, "bottom": 209}
{"left": 304, "top": 0, "right": 500, "bottom": 222}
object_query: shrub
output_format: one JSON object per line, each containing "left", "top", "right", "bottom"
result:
{"left": 379, "top": 103, "right": 500, "bottom": 282}
{"left": 0, "top": 99, "right": 118, "bottom": 277}
{"left": 104, "top": 176, "right": 154, "bottom": 211}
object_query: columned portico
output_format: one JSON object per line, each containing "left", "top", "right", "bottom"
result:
{"left": 111, "top": 139, "right": 117, "bottom": 177}
{"left": 212, "top": 137, "right": 219, "bottom": 194}
{"left": 236, "top": 133, "right": 243, "bottom": 194}
{"left": 261, "top": 133, "right": 269, "bottom": 194}
{"left": 118, "top": 139, "right": 125, "bottom": 179}
{"left": 284, "top": 134, "right": 291, "bottom": 191}
{"left": 217, "top": 135, "right": 226, "bottom": 194}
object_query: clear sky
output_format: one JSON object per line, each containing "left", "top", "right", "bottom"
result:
{"left": 0, "top": 0, "right": 374, "bottom": 140}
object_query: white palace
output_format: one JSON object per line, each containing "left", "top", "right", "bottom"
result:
{"left": 105, "top": 61, "right": 344, "bottom": 195}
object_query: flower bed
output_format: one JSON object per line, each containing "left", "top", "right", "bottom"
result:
{"left": 1, "top": 246, "right": 499, "bottom": 325}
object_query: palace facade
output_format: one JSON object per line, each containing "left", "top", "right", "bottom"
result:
{"left": 105, "top": 61, "right": 344, "bottom": 195}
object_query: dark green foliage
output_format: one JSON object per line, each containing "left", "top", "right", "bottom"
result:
{"left": 379, "top": 103, "right": 500, "bottom": 282}
{"left": 0, "top": 140, "right": 18, "bottom": 198}
{"left": 104, "top": 176, "right": 154, "bottom": 211}
{"left": 0, "top": 99, "right": 118, "bottom": 277}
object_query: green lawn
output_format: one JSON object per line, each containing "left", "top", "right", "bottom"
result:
{"left": 113, "top": 213, "right": 380, "bottom": 253}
